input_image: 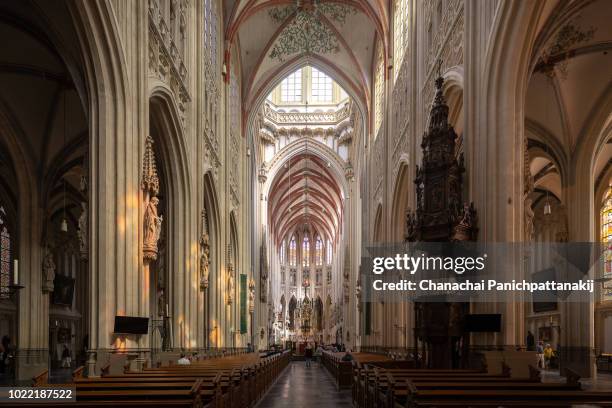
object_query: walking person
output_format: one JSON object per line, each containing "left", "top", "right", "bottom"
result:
{"left": 304, "top": 343, "right": 313, "bottom": 368}
{"left": 536, "top": 341, "right": 545, "bottom": 369}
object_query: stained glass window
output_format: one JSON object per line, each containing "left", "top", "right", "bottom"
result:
{"left": 302, "top": 236, "right": 310, "bottom": 267}
{"left": 311, "top": 68, "right": 332, "bottom": 102}
{"left": 289, "top": 236, "right": 297, "bottom": 266}
{"left": 601, "top": 185, "right": 612, "bottom": 299}
{"left": 0, "top": 207, "right": 10, "bottom": 299}
{"left": 326, "top": 239, "right": 332, "bottom": 265}
{"left": 280, "top": 240, "right": 286, "bottom": 264}
{"left": 315, "top": 236, "right": 323, "bottom": 266}
{"left": 281, "top": 69, "right": 302, "bottom": 103}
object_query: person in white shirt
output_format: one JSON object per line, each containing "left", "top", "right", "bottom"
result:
{"left": 177, "top": 353, "right": 191, "bottom": 365}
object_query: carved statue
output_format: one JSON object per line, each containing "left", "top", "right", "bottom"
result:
{"left": 248, "top": 279, "right": 256, "bottom": 313}
{"left": 158, "top": 287, "right": 166, "bottom": 317}
{"left": 356, "top": 277, "right": 362, "bottom": 311}
{"left": 77, "top": 201, "right": 88, "bottom": 259}
{"left": 144, "top": 197, "right": 163, "bottom": 260}
{"left": 42, "top": 245, "right": 56, "bottom": 293}
{"left": 260, "top": 231, "right": 269, "bottom": 302}
{"left": 200, "top": 233, "right": 210, "bottom": 290}
{"left": 458, "top": 202, "right": 475, "bottom": 229}
{"left": 227, "top": 268, "right": 234, "bottom": 305}
{"left": 405, "top": 209, "right": 418, "bottom": 242}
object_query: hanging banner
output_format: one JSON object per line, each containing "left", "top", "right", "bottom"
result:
{"left": 240, "top": 274, "right": 247, "bottom": 334}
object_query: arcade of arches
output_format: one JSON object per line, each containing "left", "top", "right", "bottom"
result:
{"left": 0, "top": 0, "right": 611, "bottom": 382}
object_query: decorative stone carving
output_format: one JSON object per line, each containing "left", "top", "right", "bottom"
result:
{"left": 199, "top": 209, "right": 210, "bottom": 290}
{"left": 343, "top": 246, "right": 350, "bottom": 304}
{"left": 143, "top": 197, "right": 163, "bottom": 261}
{"left": 260, "top": 230, "right": 269, "bottom": 302}
{"left": 42, "top": 245, "right": 56, "bottom": 293}
{"left": 227, "top": 266, "right": 234, "bottom": 306}
{"left": 142, "top": 136, "right": 160, "bottom": 196}
{"left": 142, "top": 136, "right": 163, "bottom": 261}
{"left": 77, "top": 202, "right": 88, "bottom": 260}
{"left": 248, "top": 278, "right": 256, "bottom": 313}
{"left": 523, "top": 140, "right": 535, "bottom": 243}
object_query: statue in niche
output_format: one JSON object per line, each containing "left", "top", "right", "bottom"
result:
{"left": 355, "top": 277, "right": 362, "bottom": 311}
{"left": 42, "top": 245, "right": 56, "bottom": 293}
{"left": 158, "top": 286, "right": 166, "bottom": 317}
{"left": 290, "top": 268, "right": 296, "bottom": 286}
{"left": 200, "top": 233, "right": 210, "bottom": 290}
{"left": 227, "top": 268, "right": 234, "bottom": 305}
{"left": 77, "top": 202, "right": 88, "bottom": 259}
{"left": 260, "top": 231, "right": 269, "bottom": 302}
{"left": 248, "top": 279, "right": 255, "bottom": 313}
{"left": 144, "top": 197, "right": 163, "bottom": 260}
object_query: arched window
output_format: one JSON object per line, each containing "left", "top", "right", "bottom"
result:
{"left": 289, "top": 236, "right": 297, "bottom": 266}
{"left": 280, "top": 240, "right": 286, "bottom": 264}
{"left": 302, "top": 236, "right": 310, "bottom": 267}
{"left": 315, "top": 236, "right": 323, "bottom": 266}
{"left": 311, "top": 68, "right": 332, "bottom": 103}
{"left": 374, "top": 44, "right": 385, "bottom": 137}
{"left": 393, "top": 0, "right": 409, "bottom": 82}
{"left": 601, "top": 185, "right": 612, "bottom": 299}
{"left": 0, "top": 206, "right": 11, "bottom": 299}
{"left": 326, "top": 239, "right": 332, "bottom": 265}
{"left": 281, "top": 69, "right": 302, "bottom": 103}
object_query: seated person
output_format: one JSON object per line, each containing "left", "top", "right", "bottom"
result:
{"left": 177, "top": 353, "right": 191, "bottom": 365}
{"left": 341, "top": 352, "right": 354, "bottom": 362}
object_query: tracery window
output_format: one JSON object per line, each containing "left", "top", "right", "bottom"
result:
{"left": 281, "top": 69, "right": 302, "bottom": 103}
{"left": 393, "top": 0, "right": 409, "bottom": 82}
{"left": 289, "top": 236, "right": 297, "bottom": 266}
{"left": 280, "top": 240, "right": 286, "bottom": 264}
{"left": 0, "top": 206, "right": 11, "bottom": 299}
{"left": 203, "top": 0, "right": 218, "bottom": 71}
{"left": 601, "top": 185, "right": 612, "bottom": 300}
{"left": 302, "top": 235, "right": 310, "bottom": 267}
{"left": 315, "top": 236, "right": 323, "bottom": 266}
{"left": 326, "top": 239, "right": 332, "bottom": 265}
{"left": 374, "top": 44, "right": 385, "bottom": 137}
{"left": 311, "top": 68, "right": 332, "bottom": 103}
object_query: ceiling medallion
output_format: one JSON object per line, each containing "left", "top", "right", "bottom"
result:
{"left": 268, "top": 0, "right": 356, "bottom": 62}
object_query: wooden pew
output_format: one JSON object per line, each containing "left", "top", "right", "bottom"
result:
{"left": 22, "top": 350, "right": 290, "bottom": 408}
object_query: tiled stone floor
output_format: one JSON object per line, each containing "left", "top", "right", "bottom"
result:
{"left": 256, "top": 361, "right": 352, "bottom": 408}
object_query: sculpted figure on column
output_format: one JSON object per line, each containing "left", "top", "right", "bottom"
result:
{"left": 77, "top": 202, "right": 88, "bottom": 259}
{"left": 42, "top": 245, "right": 56, "bottom": 293}
{"left": 227, "top": 268, "right": 235, "bottom": 305}
{"left": 144, "top": 197, "right": 163, "bottom": 260}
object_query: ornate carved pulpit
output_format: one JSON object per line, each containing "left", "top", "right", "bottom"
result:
{"left": 406, "top": 67, "right": 477, "bottom": 369}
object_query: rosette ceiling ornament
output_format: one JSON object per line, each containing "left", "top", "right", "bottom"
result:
{"left": 268, "top": 0, "right": 356, "bottom": 61}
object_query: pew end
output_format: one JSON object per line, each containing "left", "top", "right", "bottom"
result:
{"left": 31, "top": 369, "right": 49, "bottom": 386}
{"left": 72, "top": 366, "right": 85, "bottom": 381}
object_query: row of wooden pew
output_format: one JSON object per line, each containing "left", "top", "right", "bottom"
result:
{"left": 351, "top": 359, "right": 612, "bottom": 408}
{"left": 22, "top": 350, "right": 290, "bottom": 407}
{"left": 321, "top": 350, "right": 393, "bottom": 389}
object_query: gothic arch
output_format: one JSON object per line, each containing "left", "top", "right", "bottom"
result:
{"left": 390, "top": 161, "right": 411, "bottom": 242}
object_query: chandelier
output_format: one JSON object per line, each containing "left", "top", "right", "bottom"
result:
{"left": 269, "top": 0, "right": 355, "bottom": 61}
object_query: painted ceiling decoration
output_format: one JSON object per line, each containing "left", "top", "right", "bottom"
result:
{"left": 537, "top": 17, "right": 596, "bottom": 79}
{"left": 268, "top": 1, "right": 356, "bottom": 61}
{"left": 224, "top": 0, "right": 389, "bottom": 118}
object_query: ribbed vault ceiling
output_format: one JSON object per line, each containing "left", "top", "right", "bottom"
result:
{"left": 268, "top": 152, "right": 343, "bottom": 247}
